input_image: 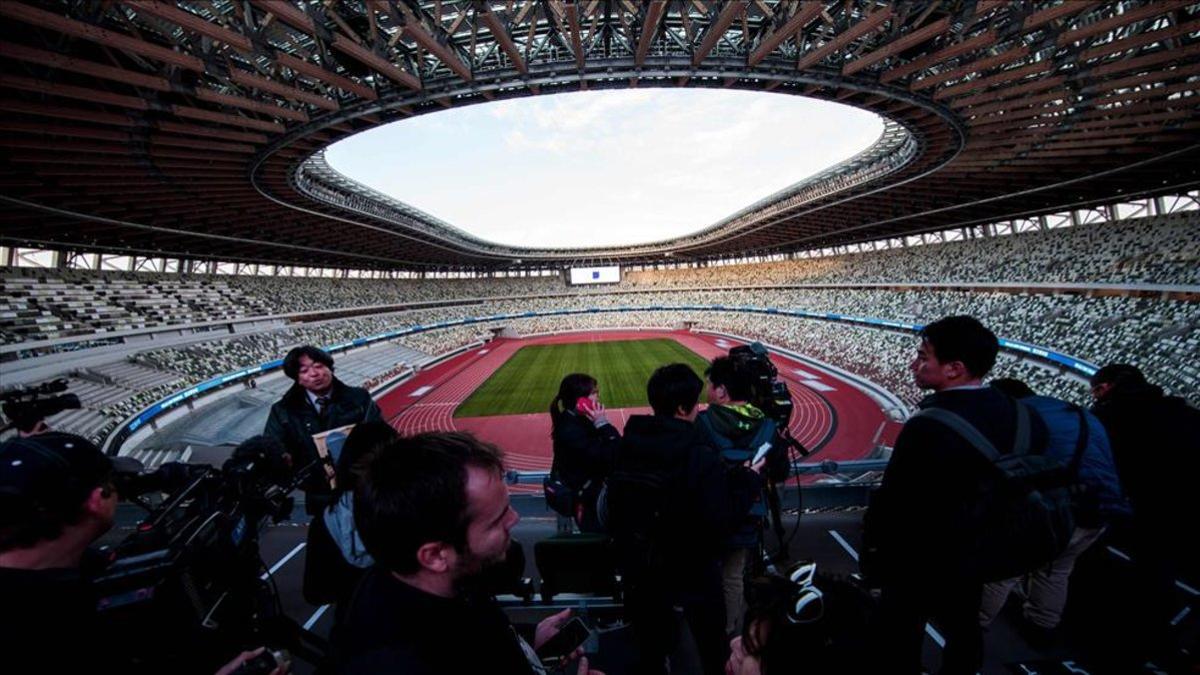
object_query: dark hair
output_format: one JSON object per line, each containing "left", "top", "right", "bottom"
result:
{"left": 282, "top": 345, "right": 334, "bottom": 381}
{"left": 0, "top": 434, "right": 111, "bottom": 552}
{"left": 1090, "top": 363, "right": 1147, "bottom": 389}
{"left": 918, "top": 315, "right": 998, "bottom": 378}
{"left": 990, "top": 377, "right": 1035, "bottom": 399}
{"left": 647, "top": 363, "right": 703, "bottom": 417}
{"left": 706, "top": 355, "right": 753, "bottom": 401}
{"left": 354, "top": 432, "right": 505, "bottom": 575}
{"left": 549, "top": 373, "right": 597, "bottom": 435}
{"left": 742, "top": 572, "right": 874, "bottom": 673}
{"left": 334, "top": 421, "right": 399, "bottom": 494}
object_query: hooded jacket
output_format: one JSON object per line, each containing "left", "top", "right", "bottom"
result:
{"left": 695, "top": 402, "right": 773, "bottom": 547}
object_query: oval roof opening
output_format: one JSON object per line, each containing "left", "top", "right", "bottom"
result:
{"left": 325, "top": 88, "right": 884, "bottom": 249}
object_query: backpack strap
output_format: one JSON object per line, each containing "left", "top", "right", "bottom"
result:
{"left": 695, "top": 413, "right": 729, "bottom": 450}
{"left": 1068, "top": 405, "right": 1089, "bottom": 475}
{"left": 747, "top": 419, "right": 778, "bottom": 455}
{"left": 1011, "top": 401, "right": 1031, "bottom": 457}
{"left": 914, "top": 401, "right": 1032, "bottom": 464}
{"left": 914, "top": 407, "right": 1002, "bottom": 461}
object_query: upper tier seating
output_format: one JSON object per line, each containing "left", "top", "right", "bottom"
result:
{"left": 1, "top": 212, "right": 1195, "bottom": 344}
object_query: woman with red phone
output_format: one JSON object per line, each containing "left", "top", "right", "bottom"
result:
{"left": 547, "top": 373, "right": 620, "bottom": 532}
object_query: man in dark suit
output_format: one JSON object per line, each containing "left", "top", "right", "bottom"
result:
{"left": 264, "top": 345, "right": 381, "bottom": 515}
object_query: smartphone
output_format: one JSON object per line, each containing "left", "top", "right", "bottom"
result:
{"left": 575, "top": 396, "right": 597, "bottom": 415}
{"left": 535, "top": 616, "right": 591, "bottom": 661}
{"left": 751, "top": 440, "right": 773, "bottom": 466}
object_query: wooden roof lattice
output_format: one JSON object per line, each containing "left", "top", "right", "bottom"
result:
{"left": 0, "top": 0, "right": 1197, "bottom": 269}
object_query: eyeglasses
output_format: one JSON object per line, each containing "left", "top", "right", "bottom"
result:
{"left": 785, "top": 560, "right": 824, "bottom": 624}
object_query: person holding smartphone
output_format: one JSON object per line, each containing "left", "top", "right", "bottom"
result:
{"left": 548, "top": 373, "right": 620, "bottom": 532}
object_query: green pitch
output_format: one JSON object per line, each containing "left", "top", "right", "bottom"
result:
{"left": 454, "top": 338, "right": 711, "bottom": 417}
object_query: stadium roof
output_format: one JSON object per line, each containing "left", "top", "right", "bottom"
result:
{"left": 1, "top": 0, "right": 1198, "bottom": 271}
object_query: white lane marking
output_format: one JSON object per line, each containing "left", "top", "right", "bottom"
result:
{"left": 828, "top": 529, "right": 859, "bottom": 562}
{"left": 260, "top": 542, "right": 305, "bottom": 580}
{"left": 800, "top": 380, "right": 836, "bottom": 392}
{"left": 828, "top": 530, "right": 945, "bottom": 649}
{"left": 1171, "top": 606, "right": 1191, "bottom": 627}
{"left": 792, "top": 369, "right": 818, "bottom": 380}
{"left": 925, "top": 624, "right": 947, "bottom": 648}
{"left": 410, "top": 386, "right": 433, "bottom": 397}
{"left": 1106, "top": 546, "right": 1131, "bottom": 561}
{"left": 304, "top": 604, "right": 331, "bottom": 630}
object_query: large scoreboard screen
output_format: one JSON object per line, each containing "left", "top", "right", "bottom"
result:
{"left": 568, "top": 266, "right": 621, "bottom": 285}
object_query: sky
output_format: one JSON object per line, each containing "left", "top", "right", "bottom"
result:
{"left": 324, "top": 88, "right": 883, "bottom": 249}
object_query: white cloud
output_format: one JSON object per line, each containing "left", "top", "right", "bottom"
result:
{"left": 325, "top": 89, "right": 883, "bottom": 248}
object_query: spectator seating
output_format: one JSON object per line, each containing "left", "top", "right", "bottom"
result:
{"left": 2, "top": 212, "right": 1195, "bottom": 344}
{"left": 3, "top": 212, "right": 1197, "bottom": 447}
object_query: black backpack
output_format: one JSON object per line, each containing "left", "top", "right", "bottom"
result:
{"left": 913, "top": 402, "right": 1080, "bottom": 582}
{"left": 602, "top": 465, "right": 670, "bottom": 578}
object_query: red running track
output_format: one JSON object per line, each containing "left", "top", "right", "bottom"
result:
{"left": 379, "top": 331, "right": 900, "bottom": 485}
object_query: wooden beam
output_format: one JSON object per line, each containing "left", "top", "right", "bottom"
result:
{"left": 150, "top": 121, "right": 268, "bottom": 144}
{"left": 0, "top": 121, "right": 130, "bottom": 143}
{"left": 330, "top": 35, "right": 422, "bottom": 90}
{"left": 1056, "top": 1, "right": 1189, "bottom": 46}
{"left": 636, "top": 0, "right": 666, "bottom": 66}
{"left": 0, "top": 99, "right": 135, "bottom": 126}
{"left": 392, "top": 4, "right": 474, "bottom": 82}
{"left": 0, "top": 74, "right": 149, "bottom": 110}
{"left": 170, "top": 105, "right": 286, "bottom": 132}
{"left": 879, "top": 30, "right": 996, "bottom": 84}
{"left": 564, "top": 1, "right": 585, "bottom": 69}
{"left": 797, "top": 6, "right": 893, "bottom": 71}
{"left": 228, "top": 68, "right": 338, "bottom": 111}
{"left": 0, "top": 2, "right": 205, "bottom": 72}
{"left": 150, "top": 134, "right": 256, "bottom": 153}
{"left": 274, "top": 52, "right": 378, "bottom": 101}
{"left": 1022, "top": 1, "right": 1102, "bottom": 31}
{"left": 123, "top": 1, "right": 254, "bottom": 52}
{"left": 749, "top": 1, "right": 821, "bottom": 66}
{"left": 248, "top": 0, "right": 316, "bottom": 35}
{"left": 193, "top": 87, "right": 310, "bottom": 122}
{"left": 911, "top": 45, "right": 1029, "bottom": 91}
{"left": 842, "top": 15, "right": 949, "bottom": 75}
{"left": 692, "top": 1, "right": 744, "bottom": 67}
{"left": 479, "top": 5, "right": 527, "bottom": 74}
{"left": 0, "top": 42, "right": 171, "bottom": 91}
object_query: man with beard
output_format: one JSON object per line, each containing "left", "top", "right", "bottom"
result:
{"left": 335, "top": 432, "right": 603, "bottom": 675}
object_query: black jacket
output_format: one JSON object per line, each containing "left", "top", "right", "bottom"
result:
{"left": 608, "top": 415, "right": 762, "bottom": 588}
{"left": 550, "top": 410, "right": 619, "bottom": 492}
{"left": 264, "top": 378, "right": 381, "bottom": 513}
{"left": 1, "top": 566, "right": 104, "bottom": 674}
{"left": 865, "top": 386, "right": 1048, "bottom": 582}
{"left": 1091, "top": 382, "right": 1200, "bottom": 526}
{"left": 335, "top": 568, "right": 535, "bottom": 675}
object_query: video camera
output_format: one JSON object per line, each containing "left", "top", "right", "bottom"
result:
{"left": 728, "top": 343, "right": 794, "bottom": 428}
{"left": 90, "top": 439, "right": 325, "bottom": 673}
{"left": 0, "top": 379, "right": 81, "bottom": 433}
